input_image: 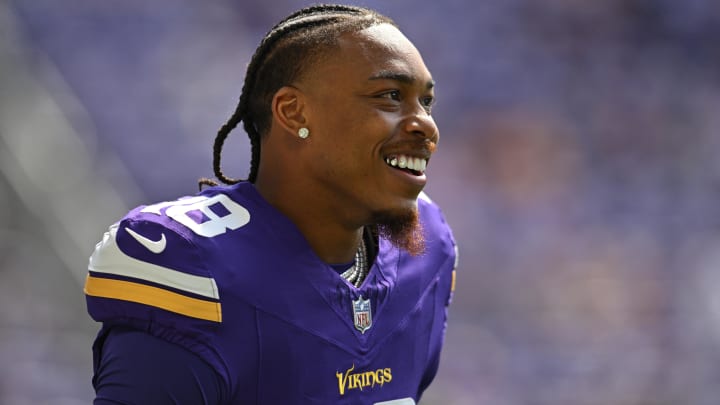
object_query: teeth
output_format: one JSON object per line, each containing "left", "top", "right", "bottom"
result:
{"left": 384, "top": 154, "right": 428, "bottom": 173}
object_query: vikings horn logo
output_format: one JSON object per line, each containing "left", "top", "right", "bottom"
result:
{"left": 352, "top": 296, "right": 372, "bottom": 333}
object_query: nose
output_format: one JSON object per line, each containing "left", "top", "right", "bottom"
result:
{"left": 403, "top": 111, "right": 439, "bottom": 143}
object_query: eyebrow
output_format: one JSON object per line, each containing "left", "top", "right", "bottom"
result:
{"left": 368, "top": 70, "right": 435, "bottom": 89}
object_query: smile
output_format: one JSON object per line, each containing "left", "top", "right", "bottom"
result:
{"left": 384, "top": 154, "right": 427, "bottom": 176}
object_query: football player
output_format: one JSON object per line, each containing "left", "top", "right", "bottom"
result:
{"left": 85, "top": 4, "right": 458, "bottom": 404}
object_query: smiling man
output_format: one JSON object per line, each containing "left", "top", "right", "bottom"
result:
{"left": 84, "top": 5, "right": 458, "bottom": 404}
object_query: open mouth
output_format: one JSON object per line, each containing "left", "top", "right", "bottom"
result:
{"left": 384, "top": 154, "right": 427, "bottom": 176}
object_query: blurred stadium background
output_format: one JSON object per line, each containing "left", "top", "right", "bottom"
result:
{"left": 1, "top": 0, "right": 720, "bottom": 404}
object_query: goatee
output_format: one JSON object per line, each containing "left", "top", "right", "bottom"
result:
{"left": 373, "top": 207, "right": 425, "bottom": 256}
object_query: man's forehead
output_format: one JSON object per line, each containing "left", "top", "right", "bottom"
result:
{"left": 333, "top": 24, "right": 433, "bottom": 83}
{"left": 341, "top": 24, "right": 418, "bottom": 60}
{"left": 353, "top": 23, "right": 411, "bottom": 48}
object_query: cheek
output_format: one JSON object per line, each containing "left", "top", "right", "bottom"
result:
{"left": 323, "top": 114, "right": 388, "bottom": 150}
{"left": 311, "top": 97, "right": 398, "bottom": 161}
{"left": 345, "top": 110, "right": 398, "bottom": 143}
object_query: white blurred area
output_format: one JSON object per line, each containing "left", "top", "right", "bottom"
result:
{"left": 2, "top": 0, "right": 720, "bottom": 404}
{"left": 0, "top": 3, "right": 139, "bottom": 404}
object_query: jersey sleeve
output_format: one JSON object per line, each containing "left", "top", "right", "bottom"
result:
{"left": 93, "top": 326, "right": 224, "bottom": 405}
{"left": 84, "top": 210, "right": 227, "bottom": 387}
{"left": 85, "top": 219, "right": 222, "bottom": 323}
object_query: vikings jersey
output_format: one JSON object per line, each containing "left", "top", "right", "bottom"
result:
{"left": 85, "top": 182, "right": 457, "bottom": 404}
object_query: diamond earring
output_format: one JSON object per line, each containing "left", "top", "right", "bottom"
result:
{"left": 298, "top": 127, "right": 309, "bottom": 139}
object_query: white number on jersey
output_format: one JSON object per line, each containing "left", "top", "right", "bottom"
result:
{"left": 141, "top": 194, "right": 250, "bottom": 237}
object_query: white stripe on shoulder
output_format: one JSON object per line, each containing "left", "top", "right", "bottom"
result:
{"left": 88, "top": 223, "right": 219, "bottom": 299}
{"left": 374, "top": 398, "right": 415, "bottom": 405}
{"left": 418, "top": 191, "right": 433, "bottom": 203}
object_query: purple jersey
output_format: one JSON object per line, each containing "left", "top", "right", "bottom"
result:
{"left": 85, "top": 182, "right": 457, "bottom": 404}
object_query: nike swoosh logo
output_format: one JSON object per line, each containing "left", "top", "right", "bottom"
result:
{"left": 124, "top": 227, "right": 167, "bottom": 254}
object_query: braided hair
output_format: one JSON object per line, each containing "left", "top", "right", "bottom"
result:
{"left": 199, "top": 4, "right": 396, "bottom": 188}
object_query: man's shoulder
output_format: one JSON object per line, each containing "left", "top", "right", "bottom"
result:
{"left": 121, "top": 183, "right": 256, "bottom": 239}
{"left": 84, "top": 183, "right": 264, "bottom": 325}
{"left": 417, "top": 191, "right": 454, "bottom": 240}
{"left": 415, "top": 191, "right": 457, "bottom": 275}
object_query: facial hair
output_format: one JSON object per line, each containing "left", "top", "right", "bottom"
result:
{"left": 373, "top": 206, "right": 425, "bottom": 256}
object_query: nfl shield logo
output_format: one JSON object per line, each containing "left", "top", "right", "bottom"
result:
{"left": 352, "top": 296, "right": 372, "bottom": 333}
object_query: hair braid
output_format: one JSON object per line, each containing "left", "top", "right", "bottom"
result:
{"left": 199, "top": 4, "right": 395, "bottom": 189}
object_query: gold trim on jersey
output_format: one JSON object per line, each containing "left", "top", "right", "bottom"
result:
{"left": 84, "top": 275, "right": 222, "bottom": 322}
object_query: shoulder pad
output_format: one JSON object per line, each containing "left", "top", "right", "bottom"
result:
{"left": 85, "top": 216, "right": 222, "bottom": 323}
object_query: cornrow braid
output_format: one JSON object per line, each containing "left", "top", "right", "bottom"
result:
{"left": 198, "top": 4, "right": 396, "bottom": 189}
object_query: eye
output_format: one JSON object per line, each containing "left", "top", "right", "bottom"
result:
{"left": 379, "top": 90, "right": 402, "bottom": 101}
{"left": 421, "top": 96, "right": 435, "bottom": 112}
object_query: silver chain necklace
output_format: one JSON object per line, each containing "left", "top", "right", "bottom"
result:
{"left": 340, "top": 237, "right": 368, "bottom": 287}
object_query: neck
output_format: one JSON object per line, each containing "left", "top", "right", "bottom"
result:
{"left": 254, "top": 173, "right": 365, "bottom": 264}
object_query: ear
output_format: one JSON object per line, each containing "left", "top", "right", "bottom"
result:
{"left": 271, "top": 86, "right": 308, "bottom": 135}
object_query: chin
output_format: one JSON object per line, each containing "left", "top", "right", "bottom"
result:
{"left": 370, "top": 203, "right": 425, "bottom": 256}
{"left": 387, "top": 190, "right": 421, "bottom": 211}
